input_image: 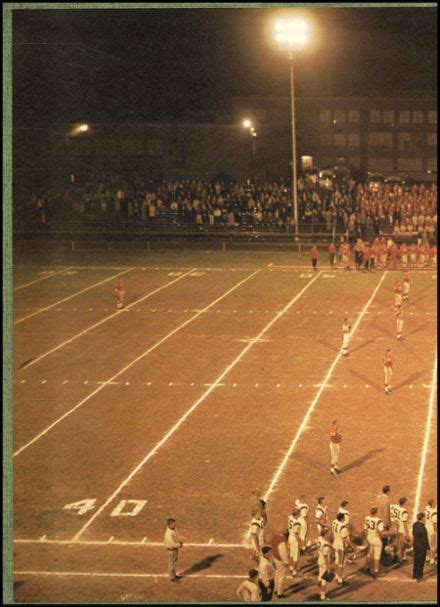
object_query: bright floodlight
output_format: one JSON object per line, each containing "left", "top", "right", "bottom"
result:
{"left": 79, "top": 124, "right": 89, "bottom": 132}
{"left": 242, "top": 119, "right": 253, "bottom": 129}
{"left": 274, "top": 17, "right": 309, "bottom": 52}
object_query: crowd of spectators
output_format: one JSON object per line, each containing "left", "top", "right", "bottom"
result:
{"left": 20, "top": 175, "right": 438, "bottom": 242}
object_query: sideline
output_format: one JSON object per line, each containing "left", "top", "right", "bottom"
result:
{"left": 72, "top": 272, "right": 322, "bottom": 542}
{"left": 12, "top": 569, "right": 435, "bottom": 583}
{"left": 13, "top": 268, "right": 71, "bottom": 292}
{"left": 14, "top": 269, "right": 132, "bottom": 325}
{"left": 413, "top": 353, "right": 437, "bottom": 519}
{"left": 13, "top": 270, "right": 259, "bottom": 458}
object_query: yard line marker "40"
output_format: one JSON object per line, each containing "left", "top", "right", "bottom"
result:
{"left": 63, "top": 499, "right": 147, "bottom": 517}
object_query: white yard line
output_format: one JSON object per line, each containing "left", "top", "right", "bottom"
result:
{"left": 12, "top": 569, "right": 435, "bottom": 583}
{"left": 72, "top": 272, "right": 322, "bottom": 542}
{"left": 14, "top": 538, "right": 243, "bottom": 548}
{"left": 14, "top": 269, "right": 133, "bottom": 325}
{"left": 13, "top": 270, "right": 259, "bottom": 458}
{"left": 18, "top": 269, "right": 196, "bottom": 370}
{"left": 261, "top": 271, "right": 388, "bottom": 506}
{"left": 13, "top": 268, "right": 71, "bottom": 292}
{"left": 413, "top": 353, "right": 437, "bottom": 520}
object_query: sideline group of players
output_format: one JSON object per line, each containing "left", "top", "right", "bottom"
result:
{"left": 325, "top": 237, "right": 437, "bottom": 272}
{"left": 112, "top": 253, "right": 434, "bottom": 601}
{"left": 241, "top": 491, "right": 437, "bottom": 601}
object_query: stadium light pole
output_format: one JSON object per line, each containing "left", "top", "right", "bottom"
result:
{"left": 274, "top": 17, "right": 310, "bottom": 240}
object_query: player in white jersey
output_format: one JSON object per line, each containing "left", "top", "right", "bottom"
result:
{"left": 332, "top": 512, "right": 353, "bottom": 584}
{"left": 363, "top": 507, "right": 386, "bottom": 576}
{"left": 287, "top": 508, "right": 303, "bottom": 576}
{"left": 424, "top": 499, "right": 437, "bottom": 565}
{"left": 391, "top": 498, "right": 409, "bottom": 563}
{"left": 317, "top": 529, "right": 334, "bottom": 601}
{"left": 341, "top": 318, "right": 351, "bottom": 356}
{"left": 249, "top": 508, "right": 265, "bottom": 561}
{"left": 316, "top": 497, "right": 329, "bottom": 538}
{"left": 294, "top": 495, "right": 310, "bottom": 547}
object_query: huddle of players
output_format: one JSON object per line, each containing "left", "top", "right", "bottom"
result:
{"left": 248, "top": 494, "right": 437, "bottom": 601}
{"left": 331, "top": 240, "right": 437, "bottom": 272}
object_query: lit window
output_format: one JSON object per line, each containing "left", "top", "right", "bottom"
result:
{"left": 347, "top": 133, "right": 360, "bottom": 147}
{"left": 319, "top": 109, "right": 332, "bottom": 124}
{"left": 397, "top": 158, "right": 423, "bottom": 171}
{"left": 334, "top": 133, "right": 347, "bottom": 147}
{"left": 427, "top": 132, "right": 437, "bottom": 146}
{"left": 370, "top": 110, "right": 381, "bottom": 123}
{"left": 368, "top": 132, "right": 393, "bottom": 147}
{"left": 368, "top": 157, "right": 393, "bottom": 171}
{"left": 383, "top": 110, "right": 394, "bottom": 124}
{"left": 399, "top": 110, "right": 410, "bottom": 124}
{"left": 348, "top": 109, "right": 360, "bottom": 123}
{"left": 334, "top": 109, "right": 346, "bottom": 123}
{"left": 426, "top": 158, "right": 437, "bottom": 171}
{"left": 412, "top": 111, "right": 424, "bottom": 124}
{"left": 428, "top": 110, "right": 437, "bottom": 124}
{"left": 320, "top": 134, "right": 332, "bottom": 147}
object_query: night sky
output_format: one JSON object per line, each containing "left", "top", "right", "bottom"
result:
{"left": 12, "top": 6, "right": 437, "bottom": 124}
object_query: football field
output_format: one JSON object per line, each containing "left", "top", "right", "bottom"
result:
{"left": 9, "top": 249, "right": 437, "bottom": 603}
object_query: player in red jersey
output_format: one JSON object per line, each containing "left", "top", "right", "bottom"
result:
{"left": 328, "top": 242, "right": 336, "bottom": 268}
{"left": 339, "top": 242, "right": 350, "bottom": 271}
{"left": 390, "top": 243, "right": 399, "bottom": 270}
{"left": 394, "top": 304, "right": 403, "bottom": 340}
{"left": 384, "top": 349, "right": 393, "bottom": 395}
{"left": 399, "top": 242, "right": 408, "bottom": 269}
{"left": 370, "top": 241, "right": 379, "bottom": 272}
{"left": 403, "top": 272, "right": 411, "bottom": 302}
{"left": 363, "top": 242, "right": 372, "bottom": 272}
{"left": 115, "top": 279, "right": 125, "bottom": 309}
{"left": 329, "top": 420, "right": 342, "bottom": 476}
{"left": 378, "top": 242, "right": 388, "bottom": 270}
{"left": 394, "top": 281, "right": 403, "bottom": 306}
{"left": 409, "top": 243, "right": 417, "bottom": 268}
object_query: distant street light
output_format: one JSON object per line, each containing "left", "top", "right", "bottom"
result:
{"left": 274, "top": 16, "right": 310, "bottom": 240}
{"left": 79, "top": 124, "right": 89, "bottom": 132}
{"left": 242, "top": 119, "right": 257, "bottom": 178}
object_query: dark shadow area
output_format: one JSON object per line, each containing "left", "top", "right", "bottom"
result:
{"left": 13, "top": 581, "right": 26, "bottom": 592}
{"left": 294, "top": 453, "right": 329, "bottom": 473}
{"left": 180, "top": 553, "right": 224, "bottom": 576}
{"left": 348, "top": 336, "right": 377, "bottom": 355}
{"left": 284, "top": 576, "right": 316, "bottom": 597}
{"left": 370, "top": 321, "right": 395, "bottom": 338}
{"left": 348, "top": 368, "right": 382, "bottom": 392}
{"left": 405, "top": 322, "right": 430, "bottom": 339}
{"left": 392, "top": 370, "right": 426, "bottom": 392}
{"left": 17, "top": 358, "right": 34, "bottom": 370}
{"left": 339, "top": 448, "right": 385, "bottom": 474}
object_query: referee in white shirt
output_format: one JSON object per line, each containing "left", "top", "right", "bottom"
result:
{"left": 164, "top": 518, "right": 183, "bottom": 582}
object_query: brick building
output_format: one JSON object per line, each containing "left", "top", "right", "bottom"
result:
{"left": 14, "top": 93, "right": 437, "bottom": 189}
{"left": 232, "top": 94, "right": 437, "bottom": 180}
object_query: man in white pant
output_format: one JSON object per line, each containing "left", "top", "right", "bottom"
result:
{"left": 329, "top": 420, "right": 342, "bottom": 476}
{"left": 317, "top": 529, "right": 334, "bottom": 601}
{"left": 294, "top": 495, "right": 310, "bottom": 548}
{"left": 270, "top": 531, "right": 290, "bottom": 599}
{"left": 424, "top": 499, "right": 437, "bottom": 565}
{"left": 341, "top": 318, "right": 351, "bottom": 356}
{"left": 287, "top": 507, "right": 303, "bottom": 576}
{"left": 164, "top": 518, "right": 183, "bottom": 582}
